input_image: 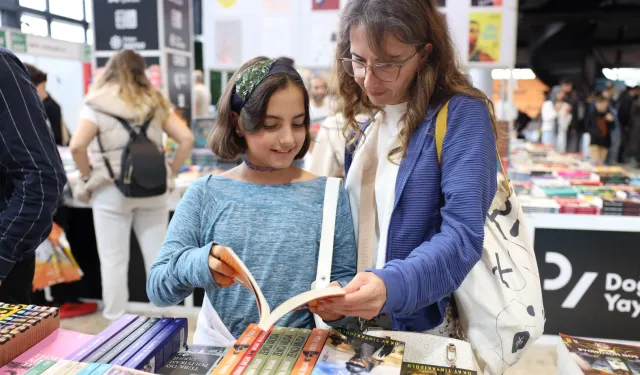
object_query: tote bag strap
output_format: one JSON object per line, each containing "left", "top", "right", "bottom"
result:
{"left": 315, "top": 177, "right": 343, "bottom": 289}
{"left": 435, "top": 100, "right": 512, "bottom": 194}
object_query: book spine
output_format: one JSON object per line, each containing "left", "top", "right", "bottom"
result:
{"left": 97, "top": 318, "right": 159, "bottom": 364}
{"left": 23, "top": 360, "right": 58, "bottom": 375}
{"left": 74, "top": 363, "right": 102, "bottom": 375}
{"left": 230, "top": 328, "right": 273, "bottom": 375}
{"left": 274, "top": 329, "right": 311, "bottom": 375}
{"left": 243, "top": 327, "right": 286, "bottom": 375}
{"left": 260, "top": 328, "right": 297, "bottom": 375}
{"left": 123, "top": 318, "right": 186, "bottom": 373}
{"left": 172, "top": 318, "right": 189, "bottom": 354}
{"left": 40, "top": 360, "right": 71, "bottom": 375}
{"left": 87, "top": 364, "right": 113, "bottom": 375}
{"left": 162, "top": 319, "right": 188, "bottom": 371}
{"left": 66, "top": 314, "right": 138, "bottom": 361}
{"left": 85, "top": 317, "right": 150, "bottom": 363}
{"left": 290, "top": 329, "right": 329, "bottom": 375}
{"left": 211, "top": 324, "right": 262, "bottom": 375}
{"left": 110, "top": 318, "right": 173, "bottom": 366}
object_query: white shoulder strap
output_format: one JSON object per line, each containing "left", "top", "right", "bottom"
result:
{"left": 315, "top": 177, "right": 342, "bottom": 289}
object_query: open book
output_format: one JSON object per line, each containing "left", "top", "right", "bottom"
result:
{"left": 218, "top": 247, "right": 345, "bottom": 331}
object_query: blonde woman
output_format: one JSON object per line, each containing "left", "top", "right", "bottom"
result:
{"left": 70, "top": 49, "right": 194, "bottom": 320}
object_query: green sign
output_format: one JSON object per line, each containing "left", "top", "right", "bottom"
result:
{"left": 84, "top": 44, "right": 92, "bottom": 62}
{"left": 11, "top": 32, "right": 27, "bottom": 53}
{"left": 0, "top": 31, "right": 6, "bottom": 48}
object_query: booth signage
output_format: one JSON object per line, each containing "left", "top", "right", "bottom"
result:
{"left": 167, "top": 52, "right": 192, "bottom": 123}
{"left": 11, "top": 32, "right": 26, "bottom": 53}
{"left": 163, "top": 0, "right": 191, "bottom": 51}
{"left": 535, "top": 228, "right": 640, "bottom": 340}
{"left": 93, "top": 0, "right": 159, "bottom": 51}
{"left": 0, "top": 31, "right": 6, "bottom": 48}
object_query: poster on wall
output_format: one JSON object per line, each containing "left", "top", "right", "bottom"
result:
{"left": 218, "top": 0, "right": 238, "bottom": 8}
{"left": 167, "top": 52, "right": 192, "bottom": 125}
{"left": 215, "top": 20, "right": 242, "bottom": 65}
{"left": 262, "top": 0, "right": 291, "bottom": 13}
{"left": 468, "top": 12, "right": 502, "bottom": 63}
{"left": 312, "top": 0, "right": 340, "bottom": 11}
{"left": 472, "top": 0, "right": 503, "bottom": 5}
{"left": 92, "top": 0, "right": 159, "bottom": 51}
{"left": 163, "top": 0, "right": 192, "bottom": 52}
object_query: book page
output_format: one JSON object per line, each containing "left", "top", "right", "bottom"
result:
{"left": 258, "top": 286, "right": 345, "bottom": 331}
{"left": 218, "top": 247, "right": 271, "bottom": 318}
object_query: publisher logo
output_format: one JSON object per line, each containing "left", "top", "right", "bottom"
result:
{"left": 543, "top": 252, "right": 640, "bottom": 318}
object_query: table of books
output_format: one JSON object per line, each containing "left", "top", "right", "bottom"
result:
{"left": 0, "top": 304, "right": 479, "bottom": 375}
{"left": 508, "top": 142, "right": 640, "bottom": 342}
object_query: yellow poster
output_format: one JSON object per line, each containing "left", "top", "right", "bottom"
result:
{"left": 218, "top": 0, "right": 238, "bottom": 8}
{"left": 469, "top": 12, "right": 502, "bottom": 63}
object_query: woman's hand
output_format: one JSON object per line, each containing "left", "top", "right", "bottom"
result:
{"left": 605, "top": 113, "right": 615, "bottom": 122}
{"left": 209, "top": 245, "right": 237, "bottom": 288}
{"left": 314, "top": 272, "right": 387, "bottom": 320}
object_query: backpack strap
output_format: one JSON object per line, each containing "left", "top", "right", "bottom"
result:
{"left": 139, "top": 111, "right": 155, "bottom": 135}
{"left": 95, "top": 132, "right": 116, "bottom": 180}
{"left": 435, "top": 100, "right": 450, "bottom": 167}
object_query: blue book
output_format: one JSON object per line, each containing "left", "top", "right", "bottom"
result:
{"left": 85, "top": 317, "right": 150, "bottom": 363}
{"left": 67, "top": 315, "right": 138, "bottom": 361}
{"left": 110, "top": 318, "right": 173, "bottom": 366}
{"left": 123, "top": 318, "right": 188, "bottom": 374}
{"left": 98, "top": 318, "right": 160, "bottom": 364}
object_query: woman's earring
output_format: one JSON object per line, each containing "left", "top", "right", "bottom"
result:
{"left": 235, "top": 129, "right": 241, "bottom": 136}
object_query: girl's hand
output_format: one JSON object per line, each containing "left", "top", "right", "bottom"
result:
{"left": 605, "top": 113, "right": 615, "bottom": 122}
{"left": 315, "top": 272, "right": 387, "bottom": 320}
{"left": 309, "top": 282, "right": 345, "bottom": 322}
{"left": 209, "top": 245, "right": 237, "bottom": 288}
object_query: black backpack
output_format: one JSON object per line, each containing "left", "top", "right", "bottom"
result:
{"left": 96, "top": 112, "right": 167, "bottom": 198}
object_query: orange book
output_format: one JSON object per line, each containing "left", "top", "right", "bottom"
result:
{"left": 290, "top": 329, "right": 329, "bottom": 375}
{"left": 231, "top": 327, "right": 273, "bottom": 375}
{"left": 211, "top": 324, "right": 262, "bottom": 375}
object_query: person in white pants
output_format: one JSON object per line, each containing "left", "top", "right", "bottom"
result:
{"left": 70, "top": 50, "right": 194, "bottom": 320}
{"left": 541, "top": 90, "right": 572, "bottom": 151}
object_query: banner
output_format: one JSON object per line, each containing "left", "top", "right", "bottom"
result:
{"left": 93, "top": 0, "right": 159, "bottom": 51}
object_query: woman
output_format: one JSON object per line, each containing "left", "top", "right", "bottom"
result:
{"left": 313, "top": 0, "right": 498, "bottom": 337}
{"left": 69, "top": 50, "right": 194, "bottom": 320}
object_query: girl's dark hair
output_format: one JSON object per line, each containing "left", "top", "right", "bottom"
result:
{"left": 335, "top": 0, "right": 497, "bottom": 159}
{"left": 208, "top": 56, "right": 311, "bottom": 160}
{"left": 25, "top": 64, "right": 47, "bottom": 86}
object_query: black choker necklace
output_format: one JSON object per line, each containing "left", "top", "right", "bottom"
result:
{"left": 244, "top": 158, "right": 285, "bottom": 172}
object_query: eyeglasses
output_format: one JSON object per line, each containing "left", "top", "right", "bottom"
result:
{"left": 340, "top": 50, "right": 420, "bottom": 82}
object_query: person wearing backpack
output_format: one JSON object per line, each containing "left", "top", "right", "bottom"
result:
{"left": 69, "top": 49, "right": 194, "bottom": 320}
{"left": 312, "top": 1, "right": 544, "bottom": 373}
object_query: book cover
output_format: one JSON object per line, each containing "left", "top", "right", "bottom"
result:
{"left": 230, "top": 328, "right": 272, "bottom": 375}
{"left": 311, "top": 328, "right": 405, "bottom": 375}
{"left": 69, "top": 363, "right": 100, "bottom": 375}
{"left": 22, "top": 360, "right": 57, "bottom": 375}
{"left": 400, "top": 363, "right": 477, "bottom": 375}
{"left": 123, "top": 318, "right": 187, "bottom": 374}
{"left": 275, "top": 329, "right": 311, "bottom": 375}
{"left": 111, "top": 318, "right": 173, "bottom": 366}
{"left": 97, "top": 318, "right": 160, "bottom": 364}
{"left": 158, "top": 346, "right": 228, "bottom": 375}
{"left": 210, "top": 324, "right": 262, "bottom": 375}
{"left": 67, "top": 315, "right": 138, "bottom": 361}
{"left": 0, "top": 305, "right": 60, "bottom": 367}
{"left": 291, "top": 329, "right": 329, "bottom": 375}
{"left": 51, "top": 360, "right": 80, "bottom": 375}
{"left": 0, "top": 329, "right": 93, "bottom": 375}
{"left": 104, "top": 366, "right": 156, "bottom": 375}
{"left": 170, "top": 319, "right": 189, "bottom": 357}
{"left": 261, "top": 328, "right": 298, "bottom": 375}
{"left": 243, "top": 327, "right": 286, "bottom": 375}
{"left": 558, "top": 333, "right": 640, "bottom": 374}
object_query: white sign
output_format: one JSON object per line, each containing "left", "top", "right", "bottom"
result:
{"left": 25, "top": 34, "right": 84, "bottom": 60}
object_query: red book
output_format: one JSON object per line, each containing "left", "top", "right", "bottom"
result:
{"left": 231, "top": 328, "right": 273, "bottom": 375}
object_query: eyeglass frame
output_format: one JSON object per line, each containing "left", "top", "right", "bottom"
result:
{"left": 339, "top": 49, "right": 422, "bottom": 82}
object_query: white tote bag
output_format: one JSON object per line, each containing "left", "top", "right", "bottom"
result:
{"left": 435, "top": 101, "right": 546, "bottom": 375}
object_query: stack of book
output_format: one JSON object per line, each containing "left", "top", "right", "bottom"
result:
{"left": 209, "top": 325, "right": 476, "bottom": 375}
{"left": 555, "top": 198, "right": 599, "bottom": 215}
{"left": 602, "top": 198, "right": 640, "bottom": 216}
{"left": 0, "top": 304, "right": 61, "bottom": 367}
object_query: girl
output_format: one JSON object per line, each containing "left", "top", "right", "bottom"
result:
{"left": 541, "top": 89, "right": 573, "bottom": 150}
{"left": 147, "top": 57, "right": 356, "bottom": 344}
{"left": 314, "top": 0, "right": 498, "bottom": 337}
{"left": 69, "top": 49, "right": 194, "bottom": 321}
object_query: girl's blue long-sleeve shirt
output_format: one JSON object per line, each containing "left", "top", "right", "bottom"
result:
{"left": 147, "top": 175, "right": 356, "bottom": 337}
